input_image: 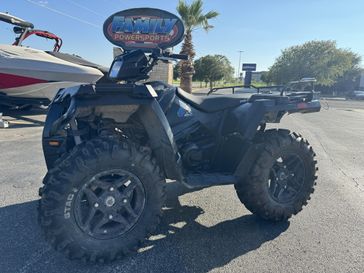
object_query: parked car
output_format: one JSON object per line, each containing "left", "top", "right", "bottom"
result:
{"left": 346, "top": 90, "right": 364, "bottom": 100}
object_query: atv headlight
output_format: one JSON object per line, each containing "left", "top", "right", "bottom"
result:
{"left": 109, "top": 60, "right": 124, "bottom": 79}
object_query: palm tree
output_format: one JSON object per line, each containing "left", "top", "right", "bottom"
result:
{"left": 177, "top": 0, "right": 219, "bottom": 93}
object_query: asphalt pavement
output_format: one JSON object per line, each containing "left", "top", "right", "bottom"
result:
{"left": 0, "top": 100, "right": 363, "bottom": 273}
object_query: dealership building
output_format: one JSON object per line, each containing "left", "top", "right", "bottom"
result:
{"left": 360, "top": 72, "right": 364, "bottom": 90}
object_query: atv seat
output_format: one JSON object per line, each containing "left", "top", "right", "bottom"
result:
{"left": 177, "top": 88, "right": 246, "bottom": 113}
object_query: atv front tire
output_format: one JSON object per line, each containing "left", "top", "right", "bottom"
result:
{"left": 38, "top": 137, "right": 165, "bottom": 263}
{"left": 235, "top": 129, "right": 318, "bottom": 221}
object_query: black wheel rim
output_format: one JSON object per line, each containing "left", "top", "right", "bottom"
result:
{"left": 267, "top": 154, "right": 305, "bottom": 204}
{"left": 74, "top": 169, "right": 145, "bottom": 239}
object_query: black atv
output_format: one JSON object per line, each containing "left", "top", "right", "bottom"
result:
{"left": 38, "top": 8, "right": 320, "bottom": 263}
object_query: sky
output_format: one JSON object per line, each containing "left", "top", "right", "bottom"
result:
{"left": 1, "top": 0, "right": 364, "bottom": 74}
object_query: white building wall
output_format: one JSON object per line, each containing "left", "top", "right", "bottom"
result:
{"left": 360, "top": 72, "right": 364, "bottom": 89}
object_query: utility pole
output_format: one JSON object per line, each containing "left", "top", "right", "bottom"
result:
{"left": 237, "top": 50, "right": 244, "bottom": 79}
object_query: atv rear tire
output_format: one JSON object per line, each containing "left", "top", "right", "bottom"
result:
{"left": 235, "top": 129, "right": 318, "bottom": 221}
{"left": 38, "top": 137, "right": 165, "bottom": 263}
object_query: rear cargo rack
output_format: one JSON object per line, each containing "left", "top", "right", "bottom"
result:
{"left": 207, "top": 78, "right": 319, "bottom": 102}
{"left": 208, "top": 84, "right": 284, "bottom": 95}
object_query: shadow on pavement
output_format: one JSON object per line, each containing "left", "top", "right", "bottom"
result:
{"left": 0, "top": 108, "right": 46, "bottom": 129}
{"left": 0, "top": 182, "right": 289, "bottom": 273}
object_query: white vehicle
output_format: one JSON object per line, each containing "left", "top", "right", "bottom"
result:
{"left": 346, "top": 90, "right": 364, "bottom": 100}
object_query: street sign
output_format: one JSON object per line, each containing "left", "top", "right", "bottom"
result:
{"left": 242, "top": 63, "right": 256, "bottom": 71}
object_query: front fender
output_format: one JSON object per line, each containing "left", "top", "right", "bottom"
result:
{"left": 42, "top": 84, "right": 183, "bottom": 180}
{"left": 137, "top": 100, "right": 183, "bottom": 180}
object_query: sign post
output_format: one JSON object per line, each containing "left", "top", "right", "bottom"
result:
{"left": 242, "top": 63, "right": 257, "bottom": 87}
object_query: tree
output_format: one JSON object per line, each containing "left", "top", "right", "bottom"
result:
{"left": 173, "top": 62, "right": 180, "bottom": 80}
{"left": 268, "top": 40, "right": 361, "bottom": 92}
{"left": 194, "top": 55, "right": 234, "bottom": 89}
{"left": 260, "top": 71, "right": 272, "bottom": 84}
{"left": 331, "top": 67, "right": 362, "bottom": 94}
{"left": 177, "top": 0, "right": 219, "bottom": 93}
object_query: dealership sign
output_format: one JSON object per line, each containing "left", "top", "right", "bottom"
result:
{"left": 103, "top": 8, "right": 185, "bottom": 51}
{"left": 242, "top": 63, "right": 257, "bottom": 71}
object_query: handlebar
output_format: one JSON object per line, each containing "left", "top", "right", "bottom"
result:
{"left": 164, "top": 53, "right": 188, "bottom": 60}
{"left": 157, "top": 52, "right": 188, "bottom": 61}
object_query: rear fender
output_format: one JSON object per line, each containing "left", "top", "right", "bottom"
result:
{"left": 229, "top": 98, "right": 321, "bottom": 142}
{"left": 229, "top": 100, "right": 272, "bottom": 141}
{"left": 233, "top": 141, "right": 264, "bottom": 179}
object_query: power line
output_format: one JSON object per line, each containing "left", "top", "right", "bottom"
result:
{"left": 24, "top": 0, "right": 101, "bottom": 29}
{"left": 64, "top": 0, "right": 104, "bottom": 18}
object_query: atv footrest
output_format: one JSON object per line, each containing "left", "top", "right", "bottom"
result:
{"left": 184, "top": 173, "right": 237, "bottom": 189}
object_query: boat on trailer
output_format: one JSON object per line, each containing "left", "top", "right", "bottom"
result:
{"left": 0, "top": 12, "right": 106, "bottom": 109}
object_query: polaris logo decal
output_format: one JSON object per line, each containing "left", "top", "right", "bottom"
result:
{"left": 177, "top": 100, "right": 192, "bottom": 118}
